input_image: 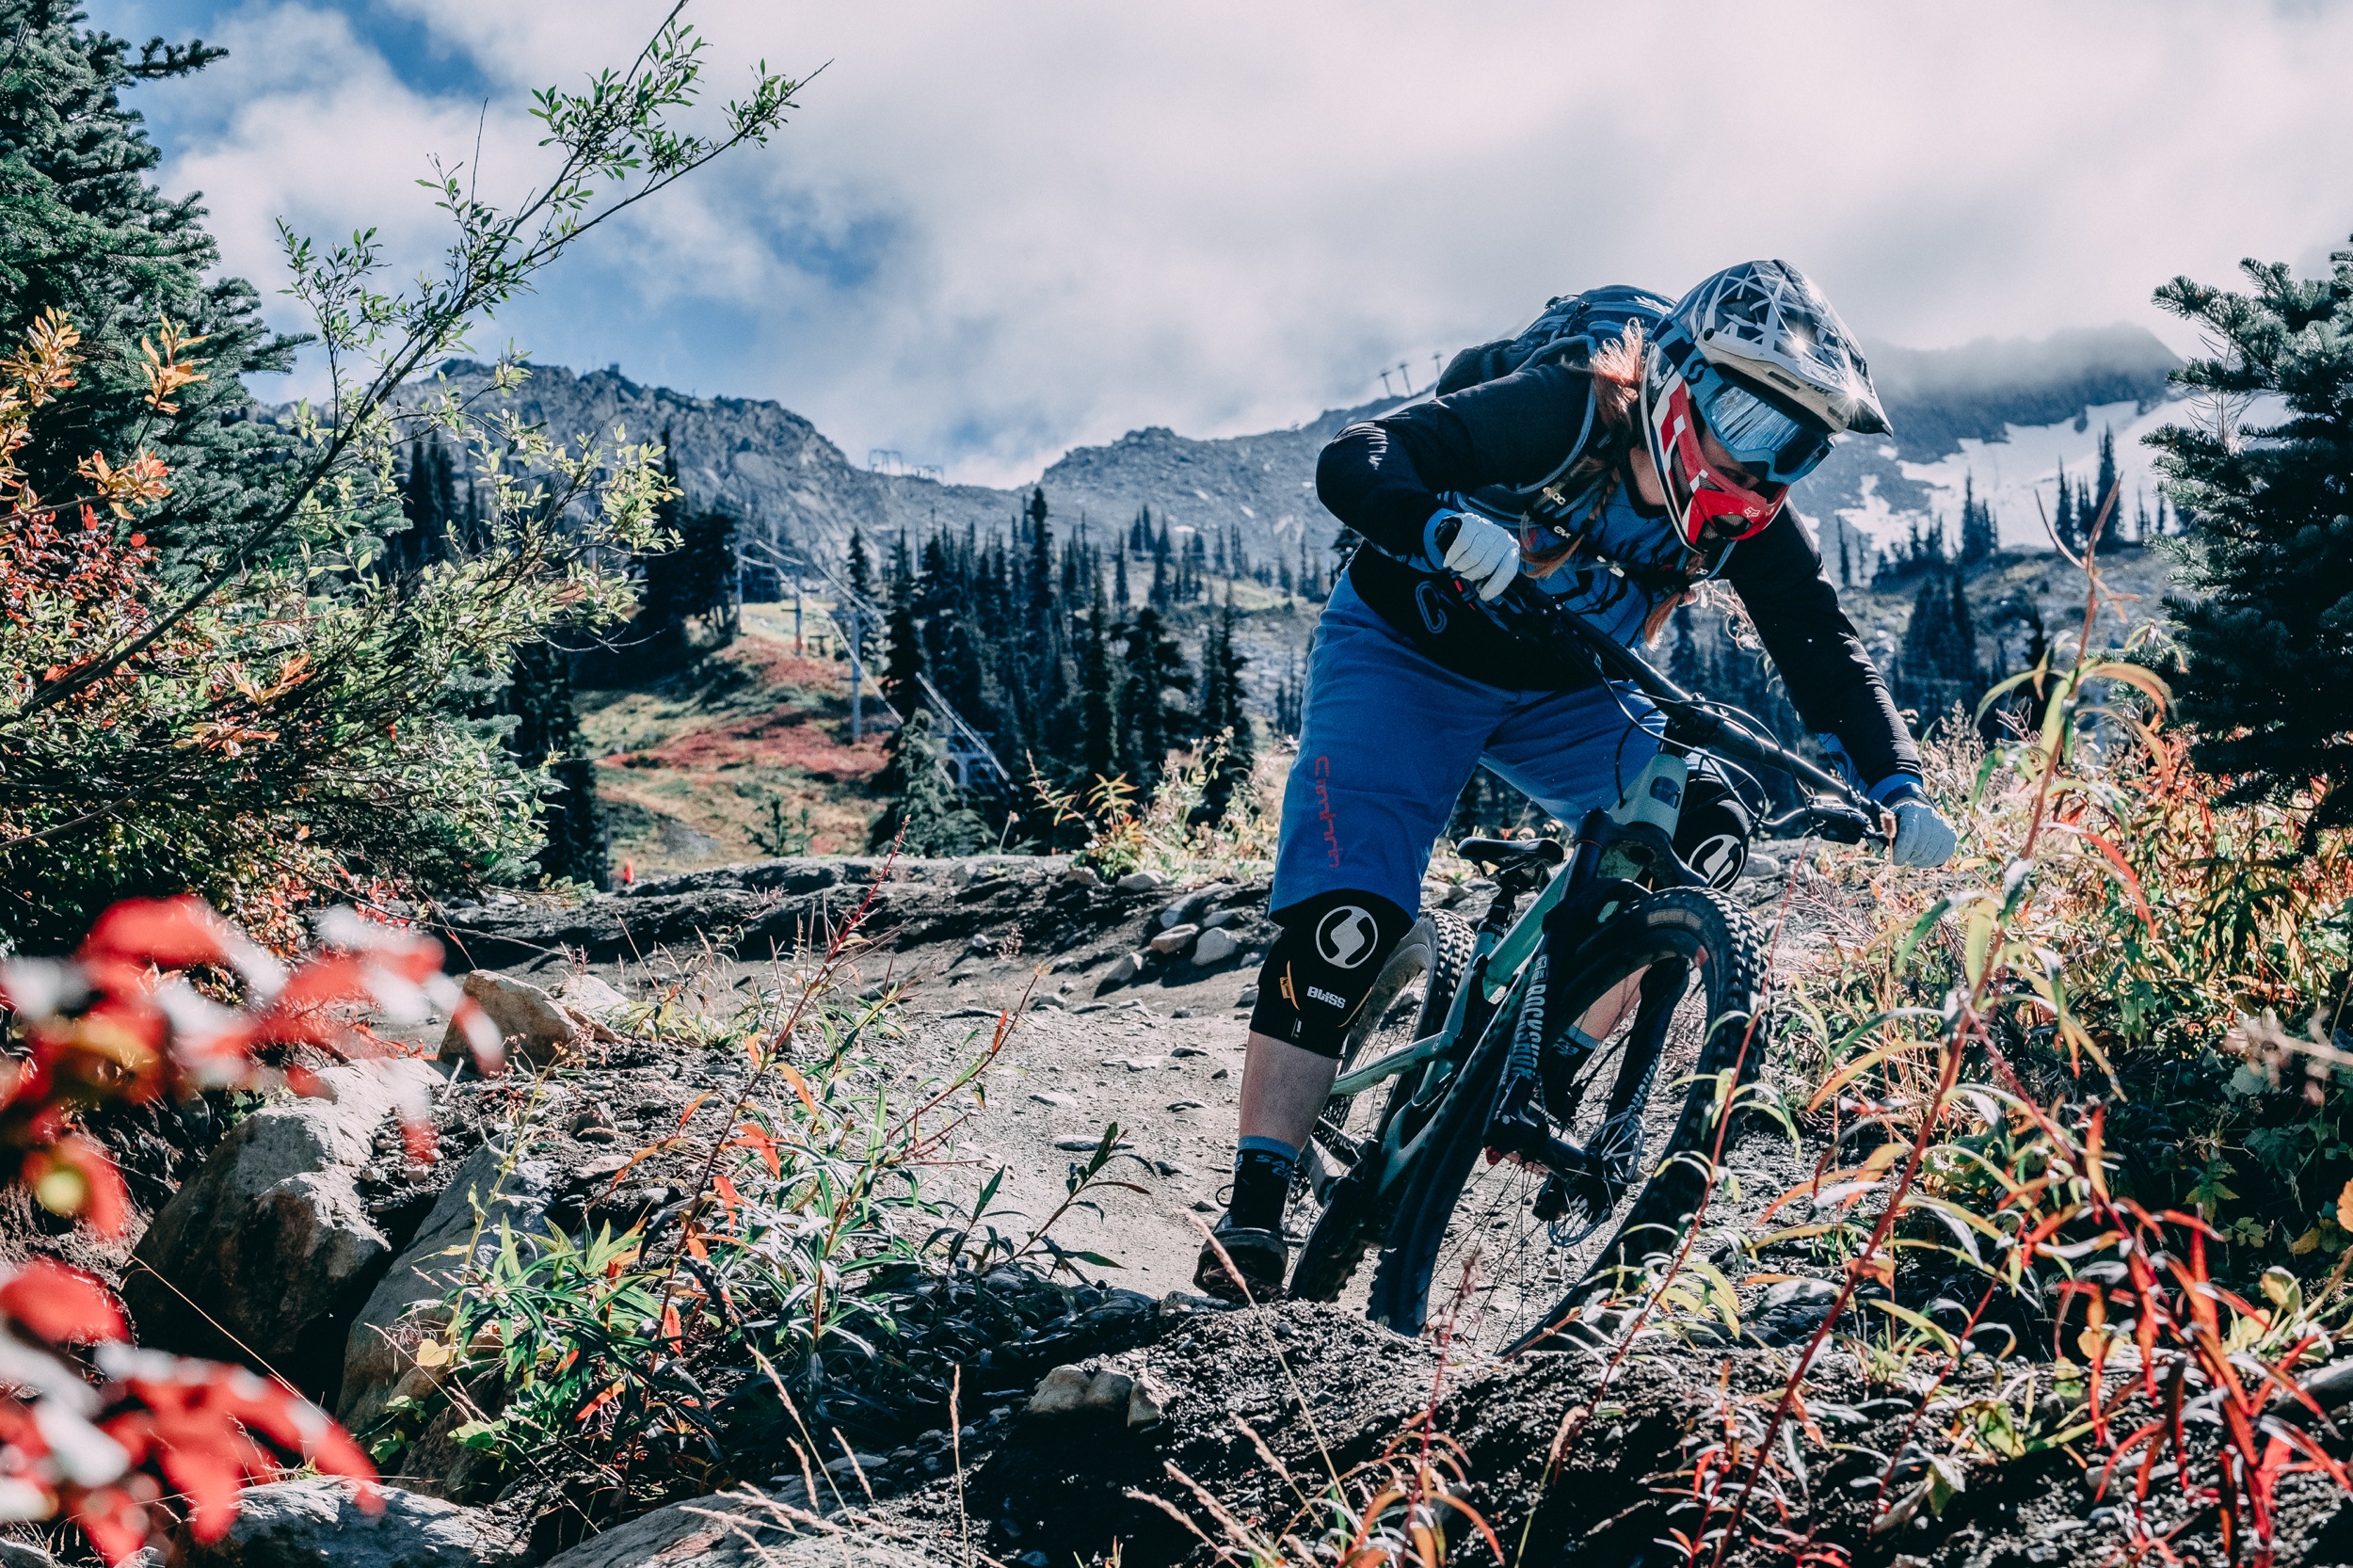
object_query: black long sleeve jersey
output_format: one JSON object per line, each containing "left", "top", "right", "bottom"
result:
{"left": 1315, "top": 360, "right": 1921, "bottom": 790}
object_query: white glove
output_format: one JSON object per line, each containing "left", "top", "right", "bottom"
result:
{"left": 1884, "top": 791, "right": 1957, "bottom": 869}
{"left": 1438, "top": 513, "right": 1520, "bottom": 602}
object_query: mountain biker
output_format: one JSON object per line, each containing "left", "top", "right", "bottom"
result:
{"left": 1196, "top": 260, "right": 1958, "bottom": 1302}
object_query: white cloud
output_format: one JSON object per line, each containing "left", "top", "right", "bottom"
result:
{"left": 125, "top": 0, "right": 2353, "bottom": 485}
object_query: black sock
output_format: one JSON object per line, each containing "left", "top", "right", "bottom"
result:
{"left": 1228, "top": 1143, "right": 1296, "bottom": 1232}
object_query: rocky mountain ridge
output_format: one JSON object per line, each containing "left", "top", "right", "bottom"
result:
{"left": 378, "top": 324, "right": 2182, "bottom": 572}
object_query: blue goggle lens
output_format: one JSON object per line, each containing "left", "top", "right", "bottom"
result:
{"left": 1692, "top": 372, "right": 1834, "bottom": 484}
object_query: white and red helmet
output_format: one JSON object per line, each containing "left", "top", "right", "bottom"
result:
{"left": 1641, "top": 260, "right": 1889, "bottom": 547}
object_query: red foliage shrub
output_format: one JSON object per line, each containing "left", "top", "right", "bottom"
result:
{"left": 0, "top": 898, "right": 504, "bottom": 1560}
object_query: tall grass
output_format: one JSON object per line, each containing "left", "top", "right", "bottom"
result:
{"left": 373, "top": 882, "right": 1043, "bottom": 1521}
{"left": 1695, "top": 525, "right": 2353, "bottom": 1563}
{"left": 1037, "top": 731, "right": 1285, "bottom": 882}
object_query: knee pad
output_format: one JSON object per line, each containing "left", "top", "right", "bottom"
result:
{"left": 1674, "top": 770, "right": 1753, "bottom": 888}
{"left": 1247, "top": 889, "right": 1414, "bottom": 1059}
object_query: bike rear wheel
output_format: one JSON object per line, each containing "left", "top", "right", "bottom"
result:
{"left": 1289, "top": 910, "right": 1473, "bottom": 1304}
{"left": 1365, "top": 887, "right": 1767, "bottom": 1356}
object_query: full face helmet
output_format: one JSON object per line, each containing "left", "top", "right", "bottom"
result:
{"left": 1641, "top": 260, "right": 1890, "bottom": 547}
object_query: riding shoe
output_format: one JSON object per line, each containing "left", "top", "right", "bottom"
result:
{"left": 1193, "top": 1215, "right": 1289, "bottom": 1303}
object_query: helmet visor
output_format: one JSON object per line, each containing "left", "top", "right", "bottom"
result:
{"left": 1692, "top": 368, "right": 1835, "bottom": 485}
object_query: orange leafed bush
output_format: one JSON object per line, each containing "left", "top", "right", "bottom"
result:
{"left": 0, "top": 897, "right": 504, "bottom": 1560}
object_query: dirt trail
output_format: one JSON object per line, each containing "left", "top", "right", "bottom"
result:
{"left": 408, "top": 853, "right": 2353, "bottom": 1565}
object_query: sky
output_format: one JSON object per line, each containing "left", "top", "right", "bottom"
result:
{"left": 101, "top": 0, "right": 2353, "bottom": 488}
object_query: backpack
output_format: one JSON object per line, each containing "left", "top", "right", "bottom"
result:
{"left": 1433, "top": 283, "right": 1673, "bottom": 397}
{"left": 1433, "top": 284, "right": 1673, "bottom": 509}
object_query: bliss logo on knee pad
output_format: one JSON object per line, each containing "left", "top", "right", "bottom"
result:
{"left": 1248, "top": 889, "right": 1413, "bottom": 1059}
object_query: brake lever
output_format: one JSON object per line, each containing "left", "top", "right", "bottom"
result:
{"left": 1759, "top": 801, "right": 1888, "bottom": 848}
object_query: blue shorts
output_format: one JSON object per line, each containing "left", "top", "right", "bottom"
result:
{"left": 1271, "top": 579, "right": 1660, "bottom": 917}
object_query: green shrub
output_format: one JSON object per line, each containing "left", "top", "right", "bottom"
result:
{"left": 0, "top": 9, "right": 799, "bottom": 952}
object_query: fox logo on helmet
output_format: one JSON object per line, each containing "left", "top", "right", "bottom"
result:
{"left": 1315, "top": 905, "right": 1380, "bottom": 968}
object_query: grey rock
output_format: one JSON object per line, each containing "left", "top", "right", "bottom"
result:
{"left": 1064, "top": 864, "right": 1102, "bottom": 888}
{"left": 1081, "top": 1368, "right": 1133, "bottom": 1415}
{"left": 1029, "top": 993, "right": 1066, "bottom": 1011}
{"left": 1026, "top": 1365, "right": 1091, "bottom": 1417}
{"left": 125, "top": 1059, "right": 442, "bottom": 1395}
{"left": 1749, "top": 1277, "right": 1845, "bottom": 1347}
{"left": 1201, "top": 908, "right": 1244, "bottom": 930}
{"left": 0, "top": 1543, "right": 62, "bottom": 1568}
{"left": 340, "top": 1139, "right": 558, "bottom": 1433}
{"left": 181, "top": 1478, "right": 515, "bottom": 1567}
{"left": 439, "top": 969, "right": 622, "bottom": 1064}
{"left": 1146, "top": 923, "right": 1199, "bottom": 955}
{"left": 1115, "top": 871, "right": 1167, "bottom": 892}
{"left": 1237, "top": 984, "right": 1260, "bottom": 1006}
{"left": 1028, "top": 1091, "right": 1077, "bottom": 1108}
{"left": 1189, "top": 928, "right": 1241, "bottom": 966}
{"left": 1127, "top": 1376, "right": 1168, "bottom": 1430}
{"left": 1096, "top": 951, "right": 1148, "bottom": 994}
{"left": 536, "top": 1484, "right": 938, "bottom": 1568}
{"left": 1053, "top": 1135, "right": 1132, "bottom": 1152}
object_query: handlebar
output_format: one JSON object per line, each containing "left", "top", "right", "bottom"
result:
{"left": 1428, "top": 516, "right": 1886, "bottom": 845}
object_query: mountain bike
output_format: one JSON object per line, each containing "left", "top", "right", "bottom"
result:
{"left": 1287, "top": 562, "right": 1888, "bottom": 1357}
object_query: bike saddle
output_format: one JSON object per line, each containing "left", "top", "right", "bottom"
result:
{"left": 1457, "top": 836, "right": 1566, "bottom": 869}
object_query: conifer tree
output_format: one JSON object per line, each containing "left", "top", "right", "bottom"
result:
{"left": 1195, "top": 592, "right": 1254, "bottom": 812}
{"left": 1959, "top": 473, "right": 1999, "bottom": 565}
{"left": 2052, "top": 464, "right": 2078, "bottom": 553}
{"left": 1119, "top": 606, "right": 1193, "bottom": 789}
{"left": 1669, "top": 604, "right": 1710, "bottom": 690}
{"left": 1897, "top": 568, "right": 1978, "bottom": 733}
{"left": 869, "top": 709, "right": 989, "bottom": 855}
{"left": 0, "top": 10, "right": 298, "bottom": 561}
{"left": 881, "top": 584, "right": 926, "bottom": 720}
{"left": 846, "top": 526, "right": 875, "bottom": 604}
{"left": 1078, "top": 573, "right": 1120, "bottom": 783}
{"left": 2092, "top": 427, "right": 2120, "bottom": 537}
{"left": 2153, "top": 242, "right": 2353, "bottom": 842}
{"left": 504, "top": 640, "right": 604, "bottom": 886}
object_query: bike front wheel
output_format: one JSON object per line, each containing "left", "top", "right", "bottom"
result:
{"left": 1289, "top": 909, "right": 1473, "bottom": 1304}
{"left": 1364, "top": 886, "right": 1767, "bottom": 1357}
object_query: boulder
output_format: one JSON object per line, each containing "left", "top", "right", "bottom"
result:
{"left": 180, "top": 1477, "right": 515, "bottom": 1567}
{"left": 1114, "top": 871, "right": 1167, "bottom": 892}
{"left": 438, "top": 970, "right": 625, "bottom": 1064}
{"left": 1096, "top": 951, "right": 1148, "bottom": 994}
{"left": 1189, "top": 928, "right": 1240, "bottom": 966}
{"left": 339, "top": 1138, "right": 558, "bottom": 1433}
{"left": 537, "top": 1487, "right": 941, "bottom": 1568}
{"left": 1146, "top": 924, "right": 1198, "bottom": 956}
{"left": 1024, "top": 1364, "right": 1091, "bottom": 1417}
{"left": 1748, "top": 1277, "right": 1845, "bottom": 1347}
{"left": 124, "top": 1058, "right": 443, "bottom": 1400}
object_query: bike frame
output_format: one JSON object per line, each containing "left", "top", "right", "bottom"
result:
{"left": 1312, "top": 578, "right": 1887, "bottom": 1210}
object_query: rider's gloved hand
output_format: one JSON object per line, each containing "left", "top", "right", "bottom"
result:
{"left": 1433, "top": 512, "right": 1520, "bottom": 602}
{"left": 1871, "top": 778, "right": 1956, "bottom": 869}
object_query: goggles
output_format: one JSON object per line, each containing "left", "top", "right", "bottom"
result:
{"left": 1657, "top": 379, "right": 1789, "bottom": 547}
{"left": 1687, "top": 360, "right": 1836, "bottom": 486}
